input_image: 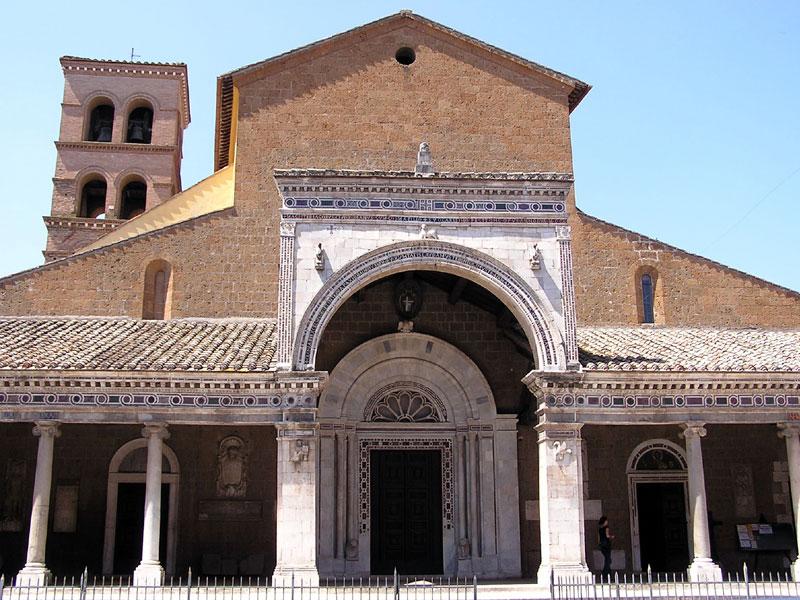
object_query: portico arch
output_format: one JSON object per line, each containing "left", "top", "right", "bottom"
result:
{"left": 292, "top": 240, "right": 565, "bottom": 372}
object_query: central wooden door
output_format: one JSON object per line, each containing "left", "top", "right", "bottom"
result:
{"left": 370, "top": 450, "right": 443, "bottom": 575}
{"left": 113, "top": 483, "right": 169, "bottom": 574}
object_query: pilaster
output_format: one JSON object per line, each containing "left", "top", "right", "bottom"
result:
{"left": 277, "top": 221, "right": 297, "bottom": 369}
{"left": 273, "top": 422, "right": 319, "bottom": 586}
{"left": 556, "top": 225, "right": 579, "bottom": 369}
{"left": 535, "top": 420, "right": 591, "bottom": 584}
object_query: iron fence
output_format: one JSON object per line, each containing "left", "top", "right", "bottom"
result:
{"left": 551, "top": 565, "right": 800, "bottom": 599}
{"left": 0, "top": 571, "right": 477, "bottom": 600}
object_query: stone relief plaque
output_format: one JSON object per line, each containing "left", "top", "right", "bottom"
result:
{"left": 53, "top": 484, "right": 79, "bottom": 533}
{"left": 0, "top": 459, "right": 26, "bottom": 532}
{"left": 216, "top": 435, "right": 249, "bottom": 498}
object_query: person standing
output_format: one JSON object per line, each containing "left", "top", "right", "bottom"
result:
{"left": 598, "top": 516, "right": 615, "bottom": 579}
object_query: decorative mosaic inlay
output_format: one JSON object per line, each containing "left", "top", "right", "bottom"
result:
{"left": 359, "top": 438, "right": 454, "bottom": 533}
{"left": 364, "top": 381, "right": 447, "bottom": 423}
{"left": 546, "top": 394, "right": 800, "bottom": 409}
{"left": 283, "top": 196, "right": 565, "bottom": 214}
{"left": 0, "top": 392, "right": 315, "bottom": 409}
{"left": 294, "top": 241, "right": 560, "bottom": 370}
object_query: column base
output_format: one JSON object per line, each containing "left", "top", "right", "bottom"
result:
{"left": 537, "top": 562, "right": 593, "bottom": 585}
{"left": 272, "top": 566, "right": 320, "bottom": 587}
{"left": 16, "top": 564, "right": 52, "bottom": 586}
{"left": 133, "top": 562, "right": 164, "bottom": 586}
{"left": 688, "top": 558, "right": 722, "bottom": 582}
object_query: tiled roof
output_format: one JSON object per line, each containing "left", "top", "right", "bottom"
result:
{"left": 577, "top": 326, "right": 800, "bottom": 372}
{"left": 0, "top": 318, "right": 796, "bottom": 374}
{"left": 0, "top": 317, "right": 277, "bottom": 372}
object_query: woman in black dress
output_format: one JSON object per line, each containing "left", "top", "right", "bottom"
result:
{"left": 598, "top": 516, "right": 614, "bottom": 578}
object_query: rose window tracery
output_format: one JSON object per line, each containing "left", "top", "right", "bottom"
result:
{"left": 365, "top": 382, "right": 446, "bottom": 423}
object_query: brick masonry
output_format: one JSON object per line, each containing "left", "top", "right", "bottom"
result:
{"left": 0, "top": 23, "right": 796, "bottom": 325}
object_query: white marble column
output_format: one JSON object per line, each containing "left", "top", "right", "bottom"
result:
{"left": 536, "top": 421, "right": 591, "bottom": 584}
{"left": 778, "top": 423, "right": 800, "bottom": 580}
{"left": 133, "top": 423, "right": 170, "bottom": 585}
{"left": 273, "top": 424, "right": 319, "bottom": 586}
{"left": 16, "top": 421, "right": 61, "bottom": 586}
{"left": 681, "top": 424, "right": 722, "bottom": 581}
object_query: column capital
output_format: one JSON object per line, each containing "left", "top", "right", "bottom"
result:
{"left": 778, "top": 422, "right": 800, "bottom": 439}
{"left": 681, "top": 423, "right": 707, "bottom": 439}
{"left": 33, "top": 421, "right": 61, "bottom": 438}
{"left": 141, "top": 423, "right": 170, "bottom": 440}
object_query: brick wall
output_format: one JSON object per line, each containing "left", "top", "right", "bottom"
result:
{"left": 1, "top": 24, "right": 797, "bottom": 324}
{"left": 571, "top": 212, "right": 800, "bottom": 326}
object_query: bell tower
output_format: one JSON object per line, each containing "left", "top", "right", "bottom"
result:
{"left": 44, "top": 56, "right": 190, "bottom": 261}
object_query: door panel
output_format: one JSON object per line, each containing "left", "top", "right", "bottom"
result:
{"left": 636, "top": 482, "right": 689, "bottom": 573}
{"left": 371, "top": 450, "right": 443, "bottom": 575}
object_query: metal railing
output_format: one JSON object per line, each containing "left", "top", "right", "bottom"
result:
{"left": 0, "top": 570, "right": 477, "bottom": 600}
{"left": 551, "top": 565, "right": 800, "bottom": 599}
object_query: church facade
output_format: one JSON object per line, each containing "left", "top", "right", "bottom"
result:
{"left": 0, "top": 11, "right": 799, "bottom": 587}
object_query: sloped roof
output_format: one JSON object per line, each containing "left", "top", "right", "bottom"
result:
{"left": 578, "top": 326, "right": 800, "bottom": 372}
{"left": 0, "top": 317, "right": 276, "bottom": 372}
{"left": 0, "top": 318, "right": 796, "bottom": 375}
{"left": 77, "top": 165, "right": 235, "bottom": 254}
{"left": 215, "top": 11, "right": 590, "bottom": 169}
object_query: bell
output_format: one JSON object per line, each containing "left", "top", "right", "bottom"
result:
{"left": 96, "top": 125, "right": 112, "bottom": 142}
{"left": 129, "top": 123, "right": 145, "bottom": 143}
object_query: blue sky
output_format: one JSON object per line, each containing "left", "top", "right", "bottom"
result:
{"left": 1, "top": 1, "right": 797, "bottom": 291}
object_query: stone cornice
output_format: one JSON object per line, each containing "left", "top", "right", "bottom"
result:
{"left": 44, "top": 216, "right": 124, "bottom": 230}
{"left": 55, "top": 141, "right": 176, "bottom": 154}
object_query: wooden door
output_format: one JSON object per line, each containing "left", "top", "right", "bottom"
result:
{"left": 370, "top": 450, "right": 443, "bottom": 575}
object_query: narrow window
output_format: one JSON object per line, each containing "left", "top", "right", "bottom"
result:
{"left": 87, "top": 104, "right": 114, "bottom": 142}
{"left": 79, "top": 179, "right": 107, "bottom": 218}
{"left": 640, "top": 273, "right": 655, "bottom": 324}
{"left": 126, "top": 106, "right": 153, "bottom": 144}
{"left": 143, "top": 260, "right": 172, "bottom": 320}
{"left": 119, "top": 181, "right": 147, "bottom": 219}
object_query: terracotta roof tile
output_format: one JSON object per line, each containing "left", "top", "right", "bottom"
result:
{"left": 0, "top": 317, "right": 277, "bottom": 372}
{"left": 578, "top": 326, "right": 800, "bottom": 372}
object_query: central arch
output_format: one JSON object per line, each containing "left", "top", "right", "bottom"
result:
{"left": 293, "top": 240, "right": 565, "bottom": 372}
{"left": 317, "top": 333, "right": 521, "bottom": 578}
